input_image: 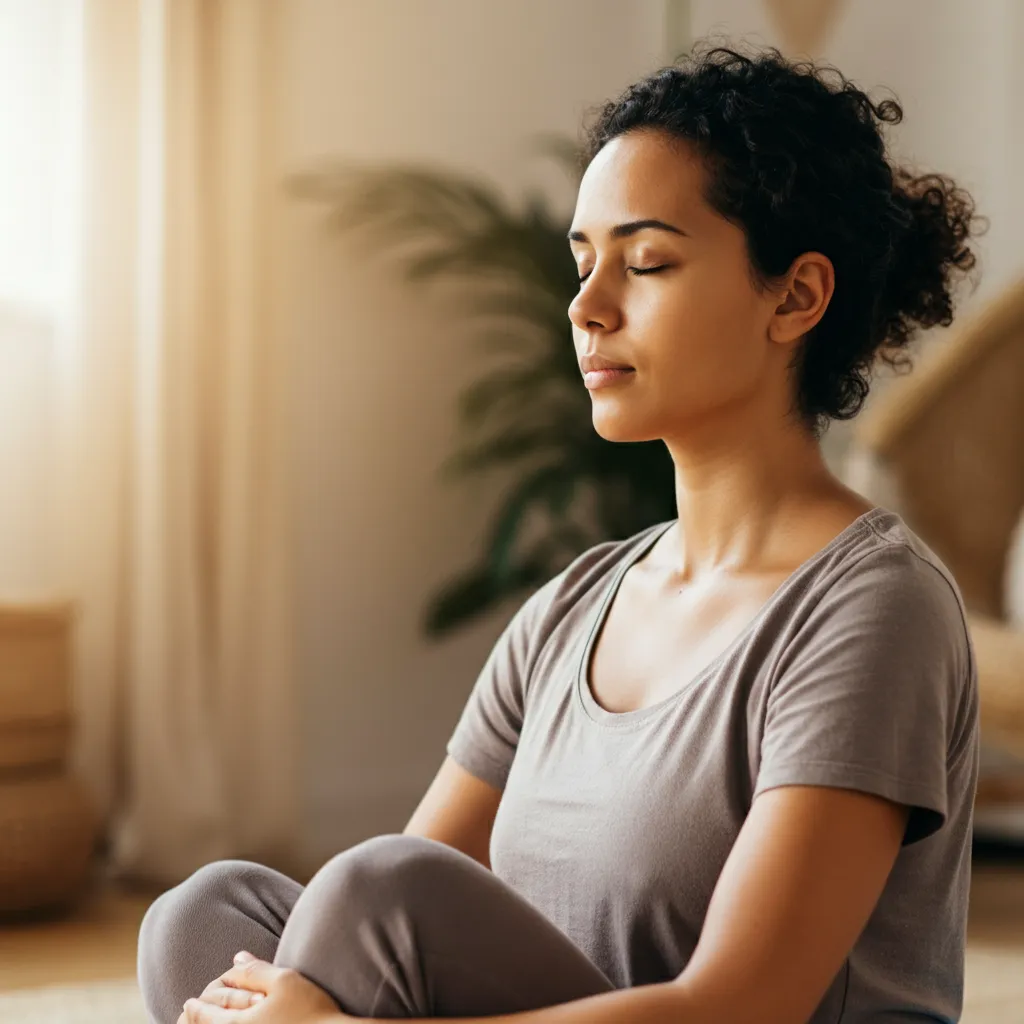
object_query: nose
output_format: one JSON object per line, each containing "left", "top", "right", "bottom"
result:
{"left": 568, "top": 274, "right": 621, "bottom": 333}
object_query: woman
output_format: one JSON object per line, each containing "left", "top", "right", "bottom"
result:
{"left": 142, "top": 43, "right": 982, "bottom": 1024}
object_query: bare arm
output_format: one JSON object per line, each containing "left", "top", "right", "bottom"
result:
{"left": 402, "top": 755, "right": 502, "bottom": 869}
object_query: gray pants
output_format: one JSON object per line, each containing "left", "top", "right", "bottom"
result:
{"left": 137, "top": 833, "right": 615, "bottom": 1022}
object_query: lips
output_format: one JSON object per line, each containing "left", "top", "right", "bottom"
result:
{"left": 578, "top": 353, "right": 635, "bottom": 390}
{"left": 579, "top": 354, "right": 633, "bottom": 374}
{"left": 582, "top": 367, "right": 635, "bottom": 390}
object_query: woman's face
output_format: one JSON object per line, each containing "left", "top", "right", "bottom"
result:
{"left": 568, "top": 129, "right": 792, "bottom": 444}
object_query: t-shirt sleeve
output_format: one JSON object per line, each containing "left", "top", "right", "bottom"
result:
{"left": 445, "top": 573, "right": 564, "bottom": 791}
{"left": 754, "top": 544, "right": 971, "bottom": 845}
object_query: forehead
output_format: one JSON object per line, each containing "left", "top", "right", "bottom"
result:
{"left": 572, "top": 131, "right": 711, "bottom": 235}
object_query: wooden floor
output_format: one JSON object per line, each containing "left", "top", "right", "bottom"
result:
{"left": 0, "top": 879, "right": 156, "bottom": 992}
{"left": 1, "top": 859, "right": 1023, "bottom": 1019}
{"left": 961, "top": 861, "right": 1024, "bottom": 1021}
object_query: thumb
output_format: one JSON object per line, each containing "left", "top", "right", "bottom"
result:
{"left": 221, "top": 955, "right": 285, "bottom": 995}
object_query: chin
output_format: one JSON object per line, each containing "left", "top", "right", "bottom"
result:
{"left": 590, "top": 407, "right": 657, "bottom": 444}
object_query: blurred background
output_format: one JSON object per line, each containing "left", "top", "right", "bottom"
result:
{"left": 0, "top": 1, "right": 1023, "bottom": 1021}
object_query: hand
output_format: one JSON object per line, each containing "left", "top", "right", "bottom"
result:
{"left": 178, "top": 950, "right": 352, "bottom": 1024}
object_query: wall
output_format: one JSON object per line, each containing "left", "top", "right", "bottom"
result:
{"left": 279, "top": 0, "right": 1024, "bottom": 867}
{"left": 276, "top": 0, "right": 672, "bottom": 869}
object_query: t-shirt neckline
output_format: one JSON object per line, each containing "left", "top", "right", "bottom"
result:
{"left": 574, "top": 505, "right": 888, "bottom": 729}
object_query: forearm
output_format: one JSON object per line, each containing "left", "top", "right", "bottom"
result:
{"left": 347, "top": 980, "right": 695, "bottom": 1024}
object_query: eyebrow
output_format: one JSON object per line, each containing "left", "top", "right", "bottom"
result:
{"left": 566, "top": 218, "right": 688, "bottom": 243}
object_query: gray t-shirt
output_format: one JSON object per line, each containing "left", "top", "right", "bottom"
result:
{"left": 446, "top": 505, "right": 979, "bottom": 1023}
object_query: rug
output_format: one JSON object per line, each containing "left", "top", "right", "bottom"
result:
{"left": 0, "top": 977, "right": 145, "bottom": 1024}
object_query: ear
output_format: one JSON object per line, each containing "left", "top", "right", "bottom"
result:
{"left": 768, "top": 252, "right": 835, "bottom": 345}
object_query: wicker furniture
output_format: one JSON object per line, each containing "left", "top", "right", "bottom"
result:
{"left": 846, "top": 276, "right": 1024, "bottom": 816}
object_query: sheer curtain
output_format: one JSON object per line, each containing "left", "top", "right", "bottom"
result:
{"left": 0, "top": 0, "right": 77, "bottom": 600}
{"left": 0, "top": 0, "right": 300, "bottom": 885}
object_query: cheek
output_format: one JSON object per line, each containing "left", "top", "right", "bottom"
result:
{"left": 690, "top": 259, "right": 764, "bottom": 337}
{"left": 650, "top": 269, "right": 762, "bottom": 383}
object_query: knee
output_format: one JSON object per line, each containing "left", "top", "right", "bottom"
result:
{"left": 138, "top": 859, "right": 264, "bottom": 970}
{"left": 306, "top": 834, "right": 462, "bottom": 918}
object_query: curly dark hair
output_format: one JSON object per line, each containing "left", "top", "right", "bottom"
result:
{"left": 580, "top": 42, "right": 985, "bottom": 438}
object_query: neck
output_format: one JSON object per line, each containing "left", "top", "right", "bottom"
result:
{"left": 661, "top": 407, "right": 846, "bottom": 580}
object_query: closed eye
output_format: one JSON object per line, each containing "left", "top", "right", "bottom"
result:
{"left": 577, "top": 265, "right": 672, "bottom": 283}
{"left": 629, "top": 265, "right": 671, "bottom": 277}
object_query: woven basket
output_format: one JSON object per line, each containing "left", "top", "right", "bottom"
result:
{"left": 0, "top": 771, "right": 99, "bottom": 915}
{"left": 0, "top": 601, "right": 99, "bottom": 915}
{"left": 0, "top": 601, "right": 74, "bottom": 770}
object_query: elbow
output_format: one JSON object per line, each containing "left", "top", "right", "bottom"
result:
{"left": 668, "top": 976, "right": 815, "bottom": 1024}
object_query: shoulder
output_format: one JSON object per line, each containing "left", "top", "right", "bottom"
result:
{"left": 861, "top": 509, "right": 979, "bottom": 728}
{"left": 506, "top": 519, "right": 671, "bottom": 654}
{"left": 770, "top": 506, "right": 977, "bottom": 704}
{"left": 783, "top": 507, "right": 970, "bottom": 641}
{"left": 777, "top": 507, "right": 977, "bottom": 742}
{"left": 553, "top": 518, "right": 670, "bottom": 601}
{"left": 843, "top": 510, "right": 972, "bottom": 652}
{"left": 862, "top": 508, "right": 968, "bottom": 610}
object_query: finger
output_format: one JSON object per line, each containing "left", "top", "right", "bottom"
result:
{"left": 182, "top": 997, "right": 233, "bottom": 1022}
{"left": 201, "top": 972, "right": 265, "bottom": 1000}
{"left": 217, "top": 957, "right": 288, "bottom": 995}
{"left": 207, "top": 950, "right": 258, "bottom": 992}
{"left": 197, "top": 984, "right": 266, "bottom": 1010}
